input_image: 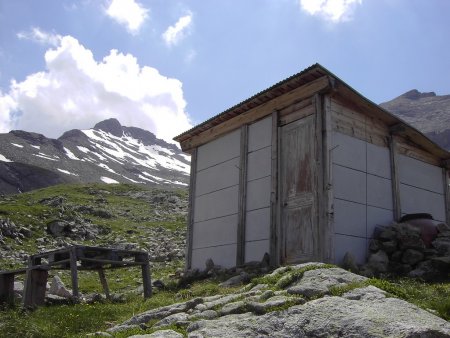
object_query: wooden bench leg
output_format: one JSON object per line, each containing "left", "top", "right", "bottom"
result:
{"left": 0, "top": 273, "right": 15, "bottom": 305}
{"left": 70, "top": 248, "right": 79, "bottom": 298}
{"left": 98, "top": 268, "right": 111, "bottom": 300}
{"left": 23, "top": 269, "right": 48, "bottom": 308}
{"left": 137, "top": 253, "right": 152, "bottom": 298}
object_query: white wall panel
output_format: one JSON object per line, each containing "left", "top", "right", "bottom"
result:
{"left": 248, "top": 116, "right": 272, "bottom": 152}
{"left": 367, "top": 143, "right": 391, "bottom": 179}
{"left": 196, "top": 157, "right": 239, "bottom": 196}
{"left": 400, "top": 184, "right": 446, "bottom": 221}
{"left": 192, "top": 214, "right": 238, "bottom": 249}
{"left": 334, "top": 199, "right": 366, "bottom": 237}
{"left": 334, "top": 234, "right": 367, "bottom": 265}
{"left": 191, "top": 244, "right": 237, "bottom": 270}
{"left": 194, "top": 185, "right": 239, "bottom": 222}
{"left": 247, "top": 146, "right": 271, "bottom": 181}
{"left": 197, "top": 129, "right": 241, "bottom": 171}
{"left": 367, "top": 175, "right": 393, "bottom": 210}
{"left": 333, "top": 164, "right": 366, "bottom": 204}
{"left": 246, "top": 176, "right": 271, "bottom": 211}
{"left": 332, "top": 132, "right": 366, "bottom": 172}
{"left": 245, "top": 240, "right": 270, "bottom": 263}
{"left": 398, "top": 155, "right": 444, "bottom": 194}
{"left": 367, "top": 206, "right": 393, "bottom": 238}
{"left": 245, "top": 207, "right": 270, "bottom": 241}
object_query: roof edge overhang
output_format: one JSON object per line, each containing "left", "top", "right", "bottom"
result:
{"left": 175, "top": 63, "right": 450, "bottom": 162}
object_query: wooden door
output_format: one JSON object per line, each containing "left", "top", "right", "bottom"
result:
{"left": 280, "top": 115, "right": 318, "bottom": 263}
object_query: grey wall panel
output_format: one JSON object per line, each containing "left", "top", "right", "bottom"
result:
{"left": 191, "top": 244, "right": 237, "bottom": 270}
{"left": 334, "top": 234, "right": 367, "bottom": 265}
{"left": 367, "top": 143, "right": 391, "bottom": 179}
{"left": 400, "top": 184, "right": 446, "bottom": 221}
{"left": 332, "top": 132, "right": 366, "bottom": 172}
{"left": 247, "top": 146, "right": 271, "bottom": 181}
{"left": 245, "top": 207, "right": 270, "bottom": 241}
{"left": 246, "top": 176, "right": 271, "bottom": 211}
{"left": 334, "top": 199, "right": 366, "bottom": 237}
{"left": 196, "top": 157, "right": 240, "bottom": 196}
{"left": 367, "top": 206, "right": 393, "bottom": 238}
{"left": 194, "top": 185, "right": 239, "bottom": 222}
{"left": 192, "top": 214, "right": 238, "bottom": 249}
{"left": 333, "top": 164, "right": 366, "bottom": 204}
{"left": 197, "top": 129, "right": 241, "bottom": 171}
{"left": 248, "top": 116, "right": 272, "bottom": 152}
{"left": 367, "top": 175, "right": 393, "bottom": 210}
{"left": 398, "top": 155, "right": 444, "bottom": 194}
{"left": 245, "top": 240, "right": 270, "bottom": 263}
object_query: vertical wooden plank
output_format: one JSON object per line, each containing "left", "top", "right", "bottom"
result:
{"left": 443, "top": 166, "right": 450, "bottom": 226}
{"left": 22, "top": 257, "right": 33, "bottom": 308}
{"left": 322, "top": 94, "right": 334, "bottom": 263}
{"left": 69, "top": 247, "right": 79, "bottom": 298}
{"left": 236, "top": 125, "right": 248, "bottom": 266}
{"left": 138, "top": 252, "right": 152, "bottom": 298}
{"left": 315, "top": 94, "right": 325, "bottom": 262}
{"left": 270, "top": 111, "right": 279, "bottom": 267}
{"left": 389, "top": 135, "right": 402, "bottom": 221}
{"left": 23, "top": 268, "right": 48, "bottom": 308}
{"left": 0, "top": 273, "right": 15, "bottom": 305}
{"left": 98, "top": 268, "right": 111, "bottom": 300}
{"left": 186, "top": 148, "right": 197, "bottom": 270}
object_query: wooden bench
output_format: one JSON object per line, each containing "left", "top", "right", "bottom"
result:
{"left": 0, "top": 268, "right": 27, "bottom": 306}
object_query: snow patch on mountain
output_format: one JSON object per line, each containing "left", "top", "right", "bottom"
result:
{"left": 0, "top": 154, "right": 13, "bottom": 162}
{"left": 11, "top": 143, "right": 24, "bottom": 148}
{"left": 101, "top": 176, "right": 119, "bottom": 184}
{"left": 64, "top": 147, "right": 80, "bottom": 160}
{"left": 57, "top": 168, "right": 79, "bottom": 176}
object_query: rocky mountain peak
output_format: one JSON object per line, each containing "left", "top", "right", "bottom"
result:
{"left": 399, "top": 89, "right": 437, "bottom": 100}
{"left": 94, "top": 118, "right": 124, "bottom": 137}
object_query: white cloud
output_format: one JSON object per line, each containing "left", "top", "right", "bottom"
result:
{"left": 105, "top": 0, "right": 149, "bottom": 34}
{"left": 162, "top": 13, "right": 193, "bottom": 46}
{"left": 17, "top": 27, "right": 61, "bottom": 46}
{"left": 0, "top": 35, "right": 192, "bottom": 143}
{"left": 299, "top": 0, "right": 362, "bottom": 22}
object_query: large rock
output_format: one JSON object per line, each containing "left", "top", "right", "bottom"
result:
{"left": 128, "top": 329, "right": 183, "bottom": 338}
{"left": 48, "top": 276, "right": 73, "bottom": 298}
{"left": 287, "top": 267, "right": 367, "bottom": 298}
{"left": 187, "top": 286, "right": 450, "bottom": 337}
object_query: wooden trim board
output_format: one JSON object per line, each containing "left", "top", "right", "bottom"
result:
{"left": 186, "top": 148, "right": 197, "bottom": 270}
{"left": 236, "top": 125, "right": 248, "bottom": 266}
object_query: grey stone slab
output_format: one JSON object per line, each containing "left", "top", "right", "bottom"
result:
{"left": 400, "top": 183, "right": 446, "bottom": 222}
{"left": 247, "top": 146, "right": 271, "bottom": 181}
{"left": 192, "top": 214, "right": 238, "bottom": 249}
{"left": 246, "top": 176, "right": 271, "bottom": 211}
{"left": 191, "top": 244, "right": 237, "bottom": 270}
{"left": 245, "top": 207, "right": 270, "bottom": 241}
{"left": 334, "top": 198, "right": 366, "bottom": 238}
{"left": 367, "top": 174, "right": 393, "bottom": 210}
{"left": 333, "top": 164, "right": 366, "bottom": 204}
{"left": 398, "top": 155, "right": 444, "bottom": 194}
{"left": 332, "top": 132, "right": 366, "bottom": 172}
{"left": 248, "top": 116, "right": 272, "bottom": 152}
{"left": 197, "top": 129, "right": 241, "bottom": 171}
{"left": 245, "top": 239, "right": 270, "bottom": 263}
{"left": 194, "top": 185, "right": 239, "bottom": 222}
{"left": 334, "top": 233, "right": 367, "bottom": 265}
{"left": 195, "top": 157, "right": 239, "bottom": 196}
{"left": 367, "top": 142, "right": 391, "bottom": 179}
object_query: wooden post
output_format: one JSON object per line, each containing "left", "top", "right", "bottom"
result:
{"left": 186, "top": 147, "right": 197, "bottom": 270}
{"left": 321, "top": 94, "right": 334, "bottom": 263}
{"left": 389, "top": 135, "right": 402, "bottom": 221}
{"left": 0, "top": 273, "right": 15, "bottom": 305}
{"left": 236, "top": 124, "right": 248, "bottom": 266}
{"left": 270, "top": 110, "right": 279, "bottom": 267}
{"left": 138, "top": 253, "right": 152, "bottom": 298}
{"left": 69, "top": 247, "right": 79, "bottom": 298}
{"left": 98, "top": 268, "right": 111, "bottom": 300}
{"left": 23, "top": 269, "right": 48, "bottom": 308}
{"left": 315, "top": 94, "right": 325, "bottom": 262}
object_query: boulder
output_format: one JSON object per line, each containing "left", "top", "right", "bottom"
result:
{"left": 48, "top": 276, "right": 73, "bottom": 298}
{"left": 128, "top": 330, "right": 183, "bottom": 338}
{"left": 367, "top": 250, "right": 389, "bottom": 273}
{"left": 401, "top": 249, "right": 424, "bottom": 266}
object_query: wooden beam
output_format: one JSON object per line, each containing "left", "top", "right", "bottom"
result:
{"left": 185, "top": 148, "right": 197, "bottom": 270}
{"left": 321, "top": 94, "right": 334, "bottom": 263}
{"left": 98, "top": 268, "right": 111, "bottom": 300}
{"left": 180, "top": 76, "right": 331, "bottom": 152}
{"left": 315, "top": 94, "right": 325, "bottom": 262}
{"left": 137, "top": 252, "right": 152, "bottom": 298}
{"left": 236, "top": 125, "right": 248, "bottom": 266}
{"left": 69, "top": 247, "right": 79, "bottom": 298}
{"left": 270, "top": 111, "right": 279, "bottom": 267}
{"left": 0, "top": 273, "right": 15, "bottom": 305}
{"left": 389, "top": 135, "right": 402, "bottom": 221}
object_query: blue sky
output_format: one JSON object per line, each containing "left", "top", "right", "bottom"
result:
{"left": 0, "top": 0, "right": 449, "bottom": 143}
